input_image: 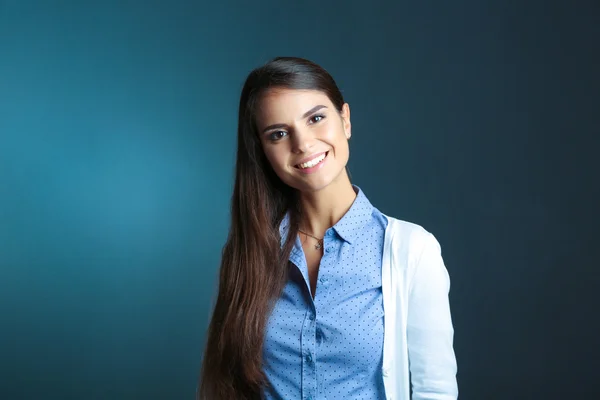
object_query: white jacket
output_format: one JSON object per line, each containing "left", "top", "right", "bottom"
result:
{"left": 381, "top": 216, "right": 458, "bottom": 400}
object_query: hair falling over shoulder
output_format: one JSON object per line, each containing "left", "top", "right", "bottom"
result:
{"left": 197, "top": 56, "right": 345, "bottom": 399}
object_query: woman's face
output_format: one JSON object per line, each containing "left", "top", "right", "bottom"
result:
{"left": 255, "top": 88, "right": 351, "bottom": 193}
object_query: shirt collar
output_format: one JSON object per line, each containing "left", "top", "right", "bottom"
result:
{"left": 279, "top": 185, "right": 374, "bottom": 246}
{"left": 330, "top": 185, "right": 374, "bottom": 245}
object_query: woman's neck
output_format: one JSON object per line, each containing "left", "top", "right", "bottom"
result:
{"left": 297, "top": 175, "right": 357, "bottom": 238}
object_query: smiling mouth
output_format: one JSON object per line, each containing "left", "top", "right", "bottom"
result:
{"left": 294, "top": 151, "right": 329, "bottom": 169}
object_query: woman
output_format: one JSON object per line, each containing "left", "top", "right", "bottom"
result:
{"left": 198, "top": 56, "right": 458, "bottom": 400}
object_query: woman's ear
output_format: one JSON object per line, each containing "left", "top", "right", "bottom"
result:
{"left": 341, "top": 103, "right": 351, "bottom": 139}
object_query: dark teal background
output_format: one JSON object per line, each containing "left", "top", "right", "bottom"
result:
{"left": 1, "top": 1, "right": 598, "bottom": 399}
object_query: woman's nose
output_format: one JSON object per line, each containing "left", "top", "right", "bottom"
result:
{"left": 291, "top": 129, "right": 315, "bottom": 153}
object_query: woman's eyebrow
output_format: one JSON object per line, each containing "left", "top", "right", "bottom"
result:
{"left": 301, "top": 105, "right": 327, "bottom": 119}
{"left": 262, "top": 123, "right": 287, "bottom": 134}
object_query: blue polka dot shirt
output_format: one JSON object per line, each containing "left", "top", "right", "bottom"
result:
{"left": 262, "top": 186, "right": 388, "bottom": 400}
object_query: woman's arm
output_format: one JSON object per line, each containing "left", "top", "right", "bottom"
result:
{"left": 407, "top": 232, "right": 458, "bottom": 399}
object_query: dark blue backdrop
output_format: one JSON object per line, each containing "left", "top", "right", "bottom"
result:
{"left": 1, "top": 1, "right": 598, "bottom": 399}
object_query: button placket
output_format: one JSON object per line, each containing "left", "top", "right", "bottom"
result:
{"left": 316, "top": 237, "right": 334, "bottom": 297}
{"left": 301, "top": 309, "right": 317, "bottom": 399}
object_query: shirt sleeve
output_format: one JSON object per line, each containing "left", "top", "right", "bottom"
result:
{"left": 407, "top": 232, "right": 458, "bottom": 400}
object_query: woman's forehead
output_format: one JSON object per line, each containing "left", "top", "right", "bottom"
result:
{"left": 257, "top": 89, "right": 332, "bottom": 118}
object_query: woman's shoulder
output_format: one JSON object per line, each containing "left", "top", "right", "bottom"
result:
{"left": 382, "top": 213, "right": 431, "bottom": 237}
{"left": 381, "top": 213, "right": 441, "bottom": 254}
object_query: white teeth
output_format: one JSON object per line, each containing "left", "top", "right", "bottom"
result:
{"left": 298, "top": 153, "right": 326, "bottom": 169}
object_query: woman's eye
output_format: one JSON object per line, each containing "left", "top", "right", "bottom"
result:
{"left": 310, "top": 114, "right": 325, "bottom": 124}
{"left": 268, "top": 131, "right": 287, "bottom": 141}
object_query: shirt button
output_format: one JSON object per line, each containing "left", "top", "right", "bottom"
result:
{"left": 326, "top": 230, "right": 334, "bottom": 236}
{"left": 308, "top": 313, "right": 315, "bottom": 321}
{"left": 325, "top": 246, "right": 333, "bottom": 253}
{"left": 305, "top": 353, "right": 312, "bottom": 363}
{"left": 319, "top": 277, "right": 328, "bottom": 285}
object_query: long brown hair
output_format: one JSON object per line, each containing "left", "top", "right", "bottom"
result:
{"left": 197, "top": 57, "right": 346, "bottom": 399}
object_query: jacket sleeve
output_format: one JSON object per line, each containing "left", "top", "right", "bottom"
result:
{"left": 407, "top": 232, "right": 458, "bottom": 400}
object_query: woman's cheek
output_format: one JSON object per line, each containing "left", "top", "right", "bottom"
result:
{"left": 316, "top": 121, "right": 334, "bottom": 139}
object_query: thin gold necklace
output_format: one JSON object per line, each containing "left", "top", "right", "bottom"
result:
{"left": 298, "top": 229, "right": 324, "bottom": 250}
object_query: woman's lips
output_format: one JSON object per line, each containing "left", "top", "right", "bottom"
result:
{"left": 294, "top": 151, "right": 329, "bottom": 173}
